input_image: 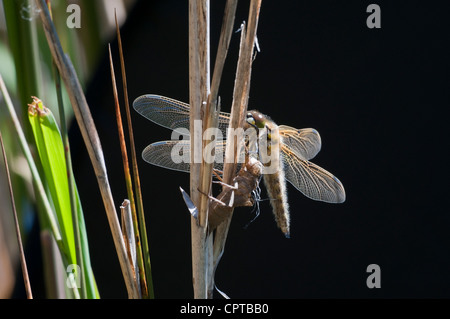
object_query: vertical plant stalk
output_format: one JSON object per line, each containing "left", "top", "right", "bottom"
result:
{"left": 189, "top": 0, "right": 241, "bottom": 298}
{"left": 209, "top": 0, "right": 238, "bottom": 102}
{"left": 189, "top": 0, "right": 212, "bottom": 299}
{"left": 203, "top": 0, "right": 238, "bottom": 297}
{"left": 0, "top": 131, "right": 33, "bottom": 299}
{"left": 34, "top": 0, "right": 136, "bottom": 295}
{"left": 213, "top": 0, "right": 262, "bottom": 272}
{"left": 108, "top": 44, "right": 148, "bottom": 298}
{"left": 120, "top": 200, "right": 140, "bottom": 299}
{"left": 46, "top": 0, "right": 86, "bottom": 299}
{"left": 114, "top": 12, "right": 154, "bottom": 299}
{"left": 200, "top": 0, "right": 237, "bottom": 226}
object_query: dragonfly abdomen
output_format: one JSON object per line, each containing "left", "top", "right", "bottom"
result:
{"left": 263, "top": 167, "right": 290, "bottom": 238}
{"left": 259, "top": 120, "right": 291, "bottom": 237}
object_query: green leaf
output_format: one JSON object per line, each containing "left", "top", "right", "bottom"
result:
{"left": 28, "top": 98, "right": 75, "bottom": 265}
{"left": 28, "top": 97, "right": 99, "bottom": 298}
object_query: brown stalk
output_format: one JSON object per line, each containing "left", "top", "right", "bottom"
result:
{"left": 213, "top": 0, "right": 262, "bottom": 272}
{"left": 108, "top": 44, "right": 146, "bottom": 298}
{"left": 114, "top": 10, "right": 154, "bottom": 299}
{"left": 189, "top": 0, "right": 240, "bottom": 298}
{"left": 120, "top": 200, "right": 140, "bottom": 299}
{"left": 200, "top": 0, "right": 238, "bottom": 228}
{"left": 0, "top": 131, "right": 33, "bottom": 299}
{"left": 203, "top": 0, "right": 238, "bottom": 298}
{"left": 189, "top": 0, "right": 212, "bottom": 299}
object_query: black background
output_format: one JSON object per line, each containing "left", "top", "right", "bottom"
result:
{"left": 59, "top": 0, "right": 450, "bottom": 299}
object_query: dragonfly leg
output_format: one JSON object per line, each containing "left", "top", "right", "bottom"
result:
{"left": 209, "top": 196, "right": 230, "bottom": 207}
{"left": 212, "top": 169, "right": 223, "bottom": 181}
{"left": 244, "top": 186, "right": 262, "bottom": 229}
{"left": 212, "top": 180, "right": 239, "bottom": 190}
{"left": 197, "top": 187, "right": 233, "bottom": 207}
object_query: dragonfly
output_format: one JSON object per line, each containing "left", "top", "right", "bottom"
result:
{"left": 133, "top": 94, "right": 346, "bottom": 237}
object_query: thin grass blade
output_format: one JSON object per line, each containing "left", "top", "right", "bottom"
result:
{"left": 0, "top": 130, "right": 33, "bottom": 299}
{"left": 108, "top": 44, "right": 149, "bottom": 298}
{"left": 114, "top": 10, "right": 154, "bottom": 299}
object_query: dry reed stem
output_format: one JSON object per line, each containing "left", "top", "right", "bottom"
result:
{"left": 189, "top": 0, "right": 212, "bottom": 299}
{"left": 189, "top": 0, "right": 241, "bottom": 298}
{"left": 213, "top": 0, "right": 262, "bottom": 273}
{"left": 189, "top": 0, "right": 261, "bottom": 298}
{"left": 108, "top": 44, "right": 143, "bottom": 298}
{"left": 120, "top": 200, "right": 140, "bottom": 298}
{"left": 201, "top": 0, "right": 238, "bottom": 227}
{"left": 0, "top": 131, "right": 33, "bottom": 299}
{"left": 114, "top": 10, "right": 154, "bottom": 299}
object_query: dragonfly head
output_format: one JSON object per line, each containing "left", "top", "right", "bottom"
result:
{"left": 246, "top": 110, "right": 267, "bottom": 129}
{"left": 246, "top": 110, "right": 274, "bottom": 144}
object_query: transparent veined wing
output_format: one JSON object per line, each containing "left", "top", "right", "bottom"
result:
{"left": 142, "top": 141, "right": 191, "bottom": 173}
{"left": 279, "top": 125, "right": 321, "bottom": 161}
{"left": 133, "top": 95, "right": 190, "bottom": 133}
{"left": 141, "top": 140, "right": 246, "bottom": 173}
{"left": 133, "top": 94, "right": 232, "bottom": 137}
{"left": 281, "top": 145, "right": 345, "bottom": 203}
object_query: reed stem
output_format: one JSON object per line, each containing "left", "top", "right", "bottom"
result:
{"left": 0, "top": 130, "right": 33, "bottom": 299}
{"left": 213, "top": 0, "right": 262, "bottom": 274}
{"left": 189, "top": 0, "right": 212, "bottom": 299}
{"left": 108, "top": 44, "right": 147, "bottom": 298}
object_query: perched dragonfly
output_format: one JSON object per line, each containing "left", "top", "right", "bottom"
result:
{"left": 133, "top": 95, "right": 345, "bottom": 237}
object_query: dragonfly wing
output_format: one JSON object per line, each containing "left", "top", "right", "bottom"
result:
{"left": 142, "top": 140, "right": 234, "bottom": 173}
{"left": 133, "top": 94, "right": 232, "bottom": 138}
{"left": 281, "top": 146, "right": 345, "bottom": 203}
{"left": 142, "top": 141, "right": 191, "bottom": 173}
{"left": 279, "top": 125, "right": 321, "bottom": 160}
{"left": 133, "top": 95, "right": 191, "bottom": 134}
{"left": 218, "top": 111, "right": 232, "bottom": 138}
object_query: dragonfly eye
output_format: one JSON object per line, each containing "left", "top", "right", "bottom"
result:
{"left": 247, "top": 114, "right": 256, "bottom": 126}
